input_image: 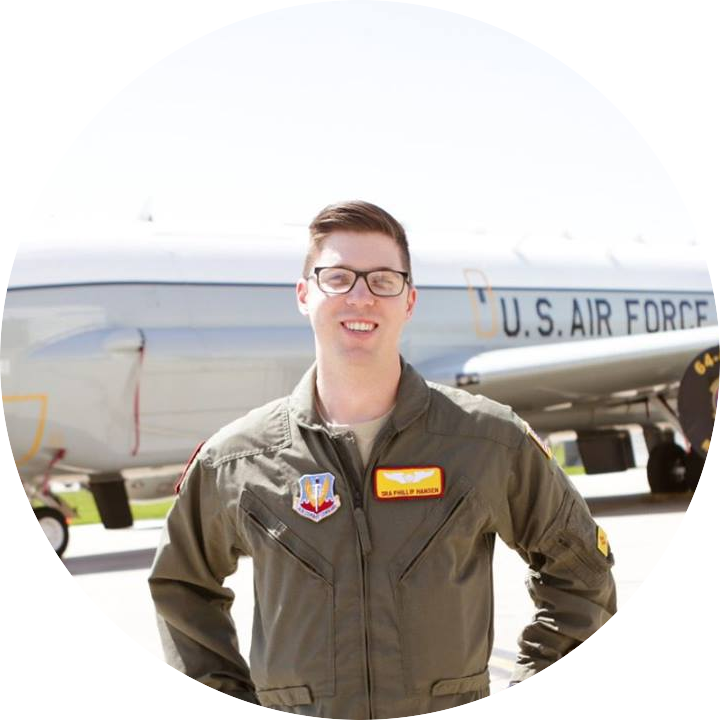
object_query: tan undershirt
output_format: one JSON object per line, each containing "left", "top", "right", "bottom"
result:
{"left": 322, "top": 408, "right": 394, "bottom": 468}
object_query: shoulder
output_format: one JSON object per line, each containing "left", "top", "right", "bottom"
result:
{"left": 424, "top": 381, "right": 526, "bottom": 449}
{"left": 199, "top": 395, "right": 292, "bottom": 468}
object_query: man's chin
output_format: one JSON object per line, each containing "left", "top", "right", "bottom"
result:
{"left": 341, "top": 347, "right": 378, "bottom": 362}
{"left": 334, "top": 342, "right": 386, "bottom": 366}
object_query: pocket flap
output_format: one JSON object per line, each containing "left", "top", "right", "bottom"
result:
{"left": 240, "top": 488, "right": 334, "bottom": 584}
{"left": 256, "top": 685, "right": 313, "bottom": 706}
{"left": 390, "top": 475, "right": 473, "bottom": 582}
{"left": 431, "top": 669, "right": 489, "bottom": 696}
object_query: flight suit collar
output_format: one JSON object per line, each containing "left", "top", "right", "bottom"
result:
{"left": 288, "top": 356, "right": 430, "bottom": 433}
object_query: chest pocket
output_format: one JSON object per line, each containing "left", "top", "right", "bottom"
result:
{"left": 239, "top": 489, "right": 335, "bottom": 703}
{"left": 389, "top": 476, "right": 493, "bottom": 695}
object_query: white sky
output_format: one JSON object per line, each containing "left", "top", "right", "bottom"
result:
{"left": 36, "top": 0, "right": 693, "bottom": 244}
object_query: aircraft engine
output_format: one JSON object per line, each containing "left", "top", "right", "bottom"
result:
{"left": 643, "top": 343, "right": 718, "bottom": 494}
{"left": 677, "top": 344, "right": 718, "bottom": 458}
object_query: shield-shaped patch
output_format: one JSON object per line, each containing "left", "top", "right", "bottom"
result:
{"left": 292, "top": 472, "right": 341, "bottom": 523}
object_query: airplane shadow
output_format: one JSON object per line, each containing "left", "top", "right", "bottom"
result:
{"left": 64, "top": 548, "right": 156, "bottom": 576}
{"left": 586, "top": 492, "right": 692, "bottom": 517}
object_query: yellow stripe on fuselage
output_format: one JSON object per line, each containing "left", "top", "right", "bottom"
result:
{"left": 1, "top": 393, "right": 48, "bottom": 466}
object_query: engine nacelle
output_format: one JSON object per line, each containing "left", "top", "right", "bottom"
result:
{"left": 678, "top": 344, "right": 719, "bottom": 457}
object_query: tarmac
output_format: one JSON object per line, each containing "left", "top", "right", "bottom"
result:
{"left": 58, "top": 467, "right": 690, "bottom": 696}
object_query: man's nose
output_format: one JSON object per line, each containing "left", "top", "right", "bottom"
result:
{"left": 345, "top": 276, "right": 376, "bottom": 305}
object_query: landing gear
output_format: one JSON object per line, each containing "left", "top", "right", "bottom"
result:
{"left": 25, "top": 481, "right": 75, "bottom": 558}
{"left": 88, "top": 473, "right": 133, "bottom": 529}
{"left": 684, "top": 450, "right": 705, "bottom": 491}
{"left": 646, "top": 441, "right": 702, "bottom": 493}
{"left": 34, "top": 506, "right": 70, "bottom": 556}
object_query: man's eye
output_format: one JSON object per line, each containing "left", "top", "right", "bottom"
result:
{"left": 323, "top": 270, "right": 353, "bottom": 285}
{"left": 369, "top": 273, "right": 396, "bottom": 289}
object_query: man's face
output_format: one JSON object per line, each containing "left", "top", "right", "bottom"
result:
{"left": 296, "top": 230, "right": 417, "bottom": 365}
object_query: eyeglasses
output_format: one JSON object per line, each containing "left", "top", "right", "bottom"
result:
{"left": 310, "top": 266, "right": 410, "bottom": 297}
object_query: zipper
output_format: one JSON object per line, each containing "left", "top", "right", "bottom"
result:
{"left": 361, "top": 424, "right": 396, "bottom": 508}
{"left": 357, "top": 425, "right": 398, "bottom": 717}
{"left": 397, "top": 491, "right": 469, "bottom": 582}
{"left": 243, "top": 510, "right": 331, "bottom": 584}
{"left": 326, "top": 424, "right": 397, "bottom": 720}
{"left": 325, "top": 433, "right": 374, "bottom": 719}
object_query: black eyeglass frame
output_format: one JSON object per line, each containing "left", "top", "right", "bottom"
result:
{"left": 309, "top": 266, "right": 411, "bottom": 297}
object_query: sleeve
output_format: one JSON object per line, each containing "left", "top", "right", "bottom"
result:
{"left": 495, "top": 425, "right": 617, "bottom": 684}
{"left": 147, "top": 450, "right": 259, "bottom": 704}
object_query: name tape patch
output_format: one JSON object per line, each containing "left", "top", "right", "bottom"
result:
{"left": 374, "top": 466, "right": 444, "bottom": 500}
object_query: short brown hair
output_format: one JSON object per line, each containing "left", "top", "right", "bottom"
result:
{"left": 304, "top": 200, "right": 413, "bottom": 284}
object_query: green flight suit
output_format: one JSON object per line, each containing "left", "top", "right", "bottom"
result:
{"left": 149, "top": 359, "right": 616, "bottom": 719}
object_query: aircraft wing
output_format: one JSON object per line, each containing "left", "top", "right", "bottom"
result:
{"left": 415, "top": 325, "right": 719, "bottom": 414}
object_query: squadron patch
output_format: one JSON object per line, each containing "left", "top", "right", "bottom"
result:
{"left": 374, "top": 466, "right": 444, "bottom": 500}
{"left": 596, "top": 526, "right": 610, "bottom": 557}
{"left": 525, "top": 422, "right": 553, "bottom": 460}
{"left": 293, "top": 472, "right": 341, "bottom": 522}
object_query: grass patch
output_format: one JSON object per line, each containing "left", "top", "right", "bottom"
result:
{"left": 46, "top": 490, "right": 175, "bottom": 526}
{"left": 37, "top": 444, "right": 584, "bottom": 525}
{"left": 551, "top": 442, "right": 585, "bottom": 476}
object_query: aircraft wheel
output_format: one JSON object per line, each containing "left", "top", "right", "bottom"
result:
{"left": 646, "top": 441, "right": 693, "bottom": 494}
{"left": 34, "top": 507, "right": 70, "bottom": 557}
{"left": 684, "top": 450, "right": 705, "bottom": 491}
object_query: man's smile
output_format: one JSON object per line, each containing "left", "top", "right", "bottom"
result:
{"left": 341, "top": 320, "right": 379, "bottom": 334}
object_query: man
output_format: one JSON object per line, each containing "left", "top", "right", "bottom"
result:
{"left": 149, "top": 200, "right": 616, "bottom": 719}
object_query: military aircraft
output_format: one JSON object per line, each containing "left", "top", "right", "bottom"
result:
{"left": 2, "top": 220, "right": 717, "bottom": 556}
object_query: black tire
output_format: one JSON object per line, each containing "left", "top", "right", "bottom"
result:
{"left": 684, "top": 450, "right": 705, "bottom": 491}
{"left": 34, "top": 506, "right": 70, "bottom": 557}
{"left": 646, "top": 441, "right": 693, "bottom": 493}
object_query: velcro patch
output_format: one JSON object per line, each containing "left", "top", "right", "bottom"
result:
{"left": 374, "top": 466, "right": 444, "bottom": 500}
{"left": 525, "top": 422, "right": 553, "bottom": 460}
{"left": 293, "top": 472, "right": 341, "bottom": 522}
{"left": 597, "top": 526, "right": 609, "bottom": 557}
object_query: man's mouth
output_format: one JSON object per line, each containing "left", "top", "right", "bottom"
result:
{"left": 341, "top": 321, "right": 378, "bottom": 333}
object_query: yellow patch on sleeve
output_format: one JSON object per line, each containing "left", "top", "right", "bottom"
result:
{"left": 524, "top": 422, "right": 553, "bottom": 460}
{"left": 597, "top": 526, "right": 609, "bottom": 557}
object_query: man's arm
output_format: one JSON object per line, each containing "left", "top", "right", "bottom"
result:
{"left": 496, "top": 427, "right": 617, "bottom": 684}
{"left": 148, "top": 450, "right": 259, "bottom": 704}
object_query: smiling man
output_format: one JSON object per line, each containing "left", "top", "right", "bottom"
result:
{"left": 298, "top": 213, "right": 416, "bottom": 437}
{"left": 149, "top": 201, "right": 617, "bottom": 719}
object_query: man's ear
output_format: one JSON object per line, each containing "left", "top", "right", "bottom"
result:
{"left": 405, "top": 285, "right": 418, "bottom": 319}
{"left": 296, "top": 278, "right": 310, "bottom": 316}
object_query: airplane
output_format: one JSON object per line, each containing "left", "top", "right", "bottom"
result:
{"left": 2, "top": 219, "right": 717, "bottom": 556}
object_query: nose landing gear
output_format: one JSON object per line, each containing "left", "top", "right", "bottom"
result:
{"left": 34, "top": 506, "right": 70, "bottom": 556}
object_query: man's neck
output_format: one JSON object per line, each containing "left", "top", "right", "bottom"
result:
{"left": 315, "top": 353, "right": 401, "bottom": 425}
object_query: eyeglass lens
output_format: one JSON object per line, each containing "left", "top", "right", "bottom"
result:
{"left": 317, "top": 268, "right": 405, "bottom": 296}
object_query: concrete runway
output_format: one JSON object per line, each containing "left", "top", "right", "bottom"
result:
{"left": 59, "top": 467, "right": 691, "bottom": 696}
